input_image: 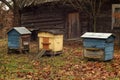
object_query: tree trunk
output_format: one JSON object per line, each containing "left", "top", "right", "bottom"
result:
{"left": 93, "top": 16, "right": 97, "bottom": 32}
{"left": 13, "top": 7, "right": 21, "bottom": 27}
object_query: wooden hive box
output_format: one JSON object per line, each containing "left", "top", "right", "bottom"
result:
{"left": 81, "top": 32, "right": 115, "bottom": 61}
{"left": 7, "top": 27, "right": 31, "bottom": 53}
{"left": 38, "top": 30, "right": 63, "bottom": 55}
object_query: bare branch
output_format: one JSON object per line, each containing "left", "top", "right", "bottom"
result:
{"left": 96, "top": 0, "right": 102, "bottom": 15}
{"left": 0, "top": 0, "right": 13, "bottom": 10}
{"left": 68, "top": 0, "right": 81, "bottom": 10}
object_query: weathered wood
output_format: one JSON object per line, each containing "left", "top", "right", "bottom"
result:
{"left": 42, "top": 37, "right": 50, "bottom": 50}
{"left": 38, "top": 31, "right": 63, "bottom": 55}
{"left": 21, "top": 5, "right": 76, "bottom": 39}
{"left": 22, "top": 13, "right": 64, "bottom": 17}
{"left": 21, "top": 17, "right": 64, "bottom": 23}
{"left": 23, "top": 24, "right": 65, "bottom": 29}
{"left": 84, "top": 48, "right": 104, "bottom": 59}
{"left": 68, "top": 12, "right": 80, "bottom": 38}
{"left": 35, "top": 49, "right": 46, "bottom": 59}
{"left": 20, "top": 0, "right": 120, "bottom": 44}
{"left": 22, "top": 20, "right": 64, "bottom": 25}
{"left": 7, "top": 27, "right": 31, "bottom": 53}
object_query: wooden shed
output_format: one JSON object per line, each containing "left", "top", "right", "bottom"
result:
{"left": 19, "top": 0, "right": 120, "bottom": 44}
{"left": 7, "top": 27, "right": 31, "bottom": 53}
{"left": 81, "top": 32, "right": 115, "bottom": 61}
{"left": 38, "top": 30, "right": 63, "bottom": 55}
{"left": 20, "top": 1, "right": 81, "bottom": 40}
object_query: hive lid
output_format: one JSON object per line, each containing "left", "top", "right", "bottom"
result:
{"left": 39, "top": 30, "right": 63, "bottom": 35}
{"left": 8, "top": 27, "right": 31, "bottom": 35}
{"left": 81, "top": 32, "right": 113, "bottom": 39}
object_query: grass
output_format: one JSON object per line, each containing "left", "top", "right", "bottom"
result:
{"left": 0, "top": 39, "right": 120, "bottom": 80}
{"left": 0, "top": 53, "right": 35, "bottom": 79}
{"left": 0, "top": 39, "right": 35, "bottom": 80}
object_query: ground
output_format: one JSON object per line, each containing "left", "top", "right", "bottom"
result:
{"left": 0, "top": 39, "right": 120, "bottom": 80}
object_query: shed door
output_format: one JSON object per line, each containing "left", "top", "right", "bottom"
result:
{"left": 68, "top": 12, "right": 80, "bottom": 38}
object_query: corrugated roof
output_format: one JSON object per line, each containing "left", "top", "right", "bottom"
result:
{"left": 13, "top": 27, "right": 31, "bottom": 35}
{"left": 81, "top": 32, "right": 113, "bottom": 39}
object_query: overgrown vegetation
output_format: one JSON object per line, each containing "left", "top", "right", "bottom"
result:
{"left": 0, "top": 40, "right": 120, "bottom": 80}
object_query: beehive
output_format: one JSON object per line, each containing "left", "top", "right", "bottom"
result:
{"left": 81, "top": 32, "right": 115, "bottom": 61}
{"left": 7, "top": 27, "right": 31, "bottom": 53}
{"left": 38, "top": 30, "right": 63, "bottom": 55}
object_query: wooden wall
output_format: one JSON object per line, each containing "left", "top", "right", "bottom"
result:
{"left": 21, "top": 8, "right": 65, "bottom": 29}
{"left": 21, "top": 5, "right": 66, "bottom": 39}
{"left": 21, "top": 1, "right": 120, "bottom": 44}
{"left": 21, "top": 4, "right": 81, "bottom": 39}
{"left": 94, "top": 1, "right": 120, "bottom": 44}
{"left": 8, "top": 29, "right": 20, "bottom": 48}
{"left": 79, "top": 1, "right": 120, "bottom": 44}
{"left": 79, "top": 1, "right": 112, "bottom": 33}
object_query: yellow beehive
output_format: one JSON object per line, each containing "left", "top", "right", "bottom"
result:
{"left": 38, "top": 30, "right": 63, "bottom": 55}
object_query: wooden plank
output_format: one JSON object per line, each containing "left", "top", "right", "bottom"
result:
{"left": 76, "top": 13, "right": 80, "bottom": 38}
{"left": 21, "top": 12, "right": 34, "bottom": 16}
{"left": 86, "top": 48, "right": 101, "bottom": 51}
{"left": 21, "top": 19, "right": 64, "bottom": 24}
{"left": 21, "top": 13, "right": 64, "bottom": 20}
{"left": 35, "top": 49, "right": 46, "bottom": 59}
{"left": 43, "top": 37, "right": 50, "bottom": 50}
{"left": 21, "top": 17, "right": 64, "bottom": 23}
{"left": 22, "top": 21, "right": 64, "bottom": 27}
{"left": 68, "top": 12, "right": 80, "bottom": 38}
{"left": 8, "top": 30, "right": 20, "bottom": 49}
{"left": 84, "top": 48, "right": 104, "bottom": 59}
{"left": 23, "top": 24, "right": 65, "bottom": 29}
{"left": 68, "top": 13, "right": 72, "bottom": 38}
{"left": 21, "top": 16, "right": 64, "bottom": 21}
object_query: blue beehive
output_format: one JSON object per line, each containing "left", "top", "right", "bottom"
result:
{"left": 81, "top": 32, "right": 115, "bottom": 61}
{"left": 7, "top": 27, "right": 31, "bottom": 53}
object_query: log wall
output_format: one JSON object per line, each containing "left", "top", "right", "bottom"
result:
{"left": 21, "top": 1, "right": 120, "bottom": 44}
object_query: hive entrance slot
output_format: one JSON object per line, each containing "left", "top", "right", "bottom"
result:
{"left": 86, "top": 48, "right": 101, "bottom": 51}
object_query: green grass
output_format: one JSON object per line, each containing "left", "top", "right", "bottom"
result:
{"left": 0, "top": 39, "right": 120, "bottom": 80}
{"left": 0, "top": 53, "right": 35, "bottom": 79}
{"left": 0, "top": 40, "right": 35, "bottom": 79}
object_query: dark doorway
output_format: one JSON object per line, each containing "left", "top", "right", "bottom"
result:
{"left": 31, "top": 30, "right": 38, "bottom": 41}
